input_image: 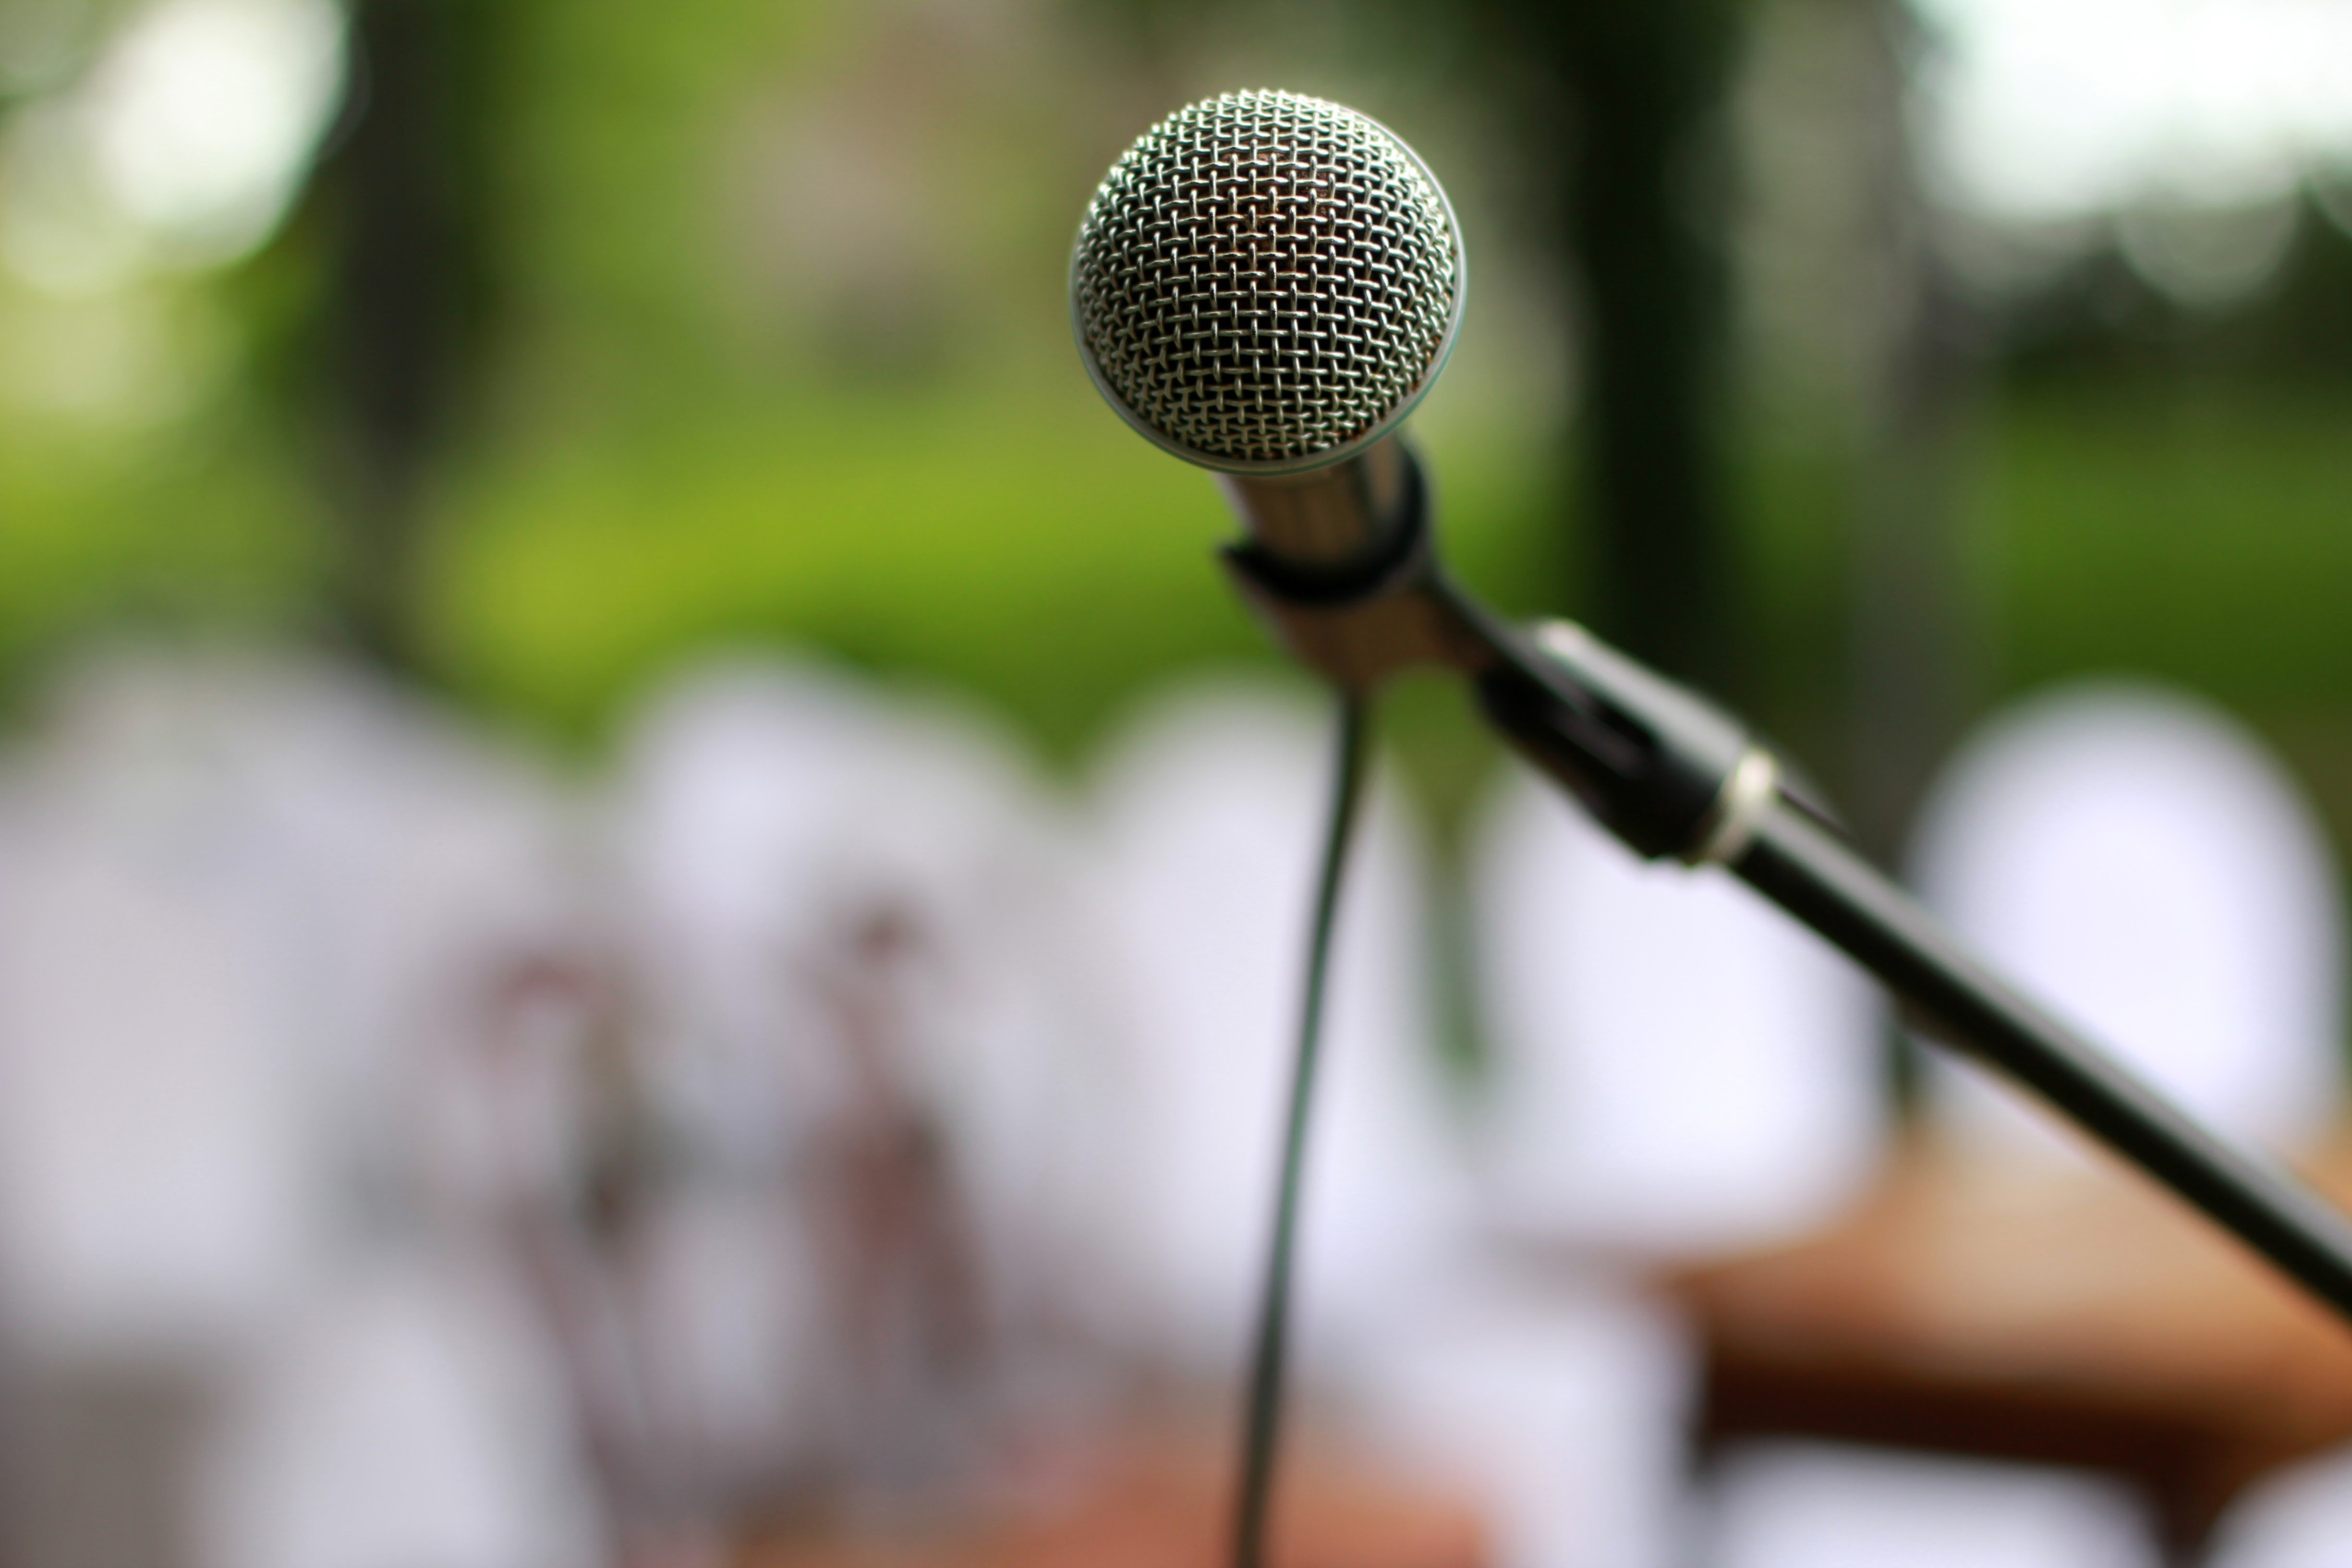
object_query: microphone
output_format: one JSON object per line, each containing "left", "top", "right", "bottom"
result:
{"left": 1071, "top": 91, "right": 1464, "bottom": 578}
{"left": 1067, "top": 91, "right": 2352, "bottom": 1328}
{"left": 1072, "top": 87, "right": 1756, "bottom": 844}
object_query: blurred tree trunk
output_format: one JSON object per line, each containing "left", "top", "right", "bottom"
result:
{"left": 311, "top": 0, "right": 494, "bottom": 672}
{"left": 1483, "top": 0, "right": 1747, "bottom": 704}
{"left": 1843, "top": 0, "right": 1980, "bottom": 866}
{"left": 1839, "top": 0, "right": 1983, "bottom": 1113}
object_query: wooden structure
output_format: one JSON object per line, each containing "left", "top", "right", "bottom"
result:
{"left": 1673, "top": 1135, "right": 2352, "bottom": 1562}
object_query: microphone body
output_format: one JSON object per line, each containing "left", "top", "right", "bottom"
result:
{"left": 1214, "top": 440, "right": 1416, "bottom": 577}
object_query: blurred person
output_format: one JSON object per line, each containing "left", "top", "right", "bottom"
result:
{"left": 199, "top": 654, "right": 611, "bottom": 1568}
{"left": 1691, "top": 678, "right": 2346, "bottom": 1568}
{"left": 1909, "top": 681, "right": 2345, "bottom": 1161}
{"left": 0, "top": 644, "right": 607, "bottom": 1568}
{"left": 1081, "top": 678, "right": 1697, "bottom": 1568}
{"left": 1079, "top": 678, "right": 1472, "bottom": 1384}
{"left": 1467, "top": 756, "right": 1886, "bottom": 1261}
{"left": 610, "top": 655, "right": 1120, "bottom": 1544}
{"left": 1455, "top": 740, "right": 1890, "bottom": 1568}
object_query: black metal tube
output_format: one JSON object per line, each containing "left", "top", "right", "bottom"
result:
{"left": 1736, "top": 798, "right": 2352, "bottom": 1320}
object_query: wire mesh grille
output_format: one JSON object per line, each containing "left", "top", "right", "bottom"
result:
{"left": 1073, "top": 91, "right": 1460, "bottom": 467}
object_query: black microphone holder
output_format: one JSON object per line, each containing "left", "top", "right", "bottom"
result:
{"left": 1223, "top": 441, "right": 2352, "bottom": 1326}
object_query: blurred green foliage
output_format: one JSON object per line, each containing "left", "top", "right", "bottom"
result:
{"left": 1999, "top": 388, "right": 2352, "bottom": 707}
{"left": 0, "top": 405, "right": 325, "bottom": 660}
{"left": 1, "top": 0, "right": 2350, "bottom": 861}
{"left": 424, "top": 383, "right": 1554, "bottom": 757}
{"left": 407, "top": 0, "right": 1562, "bottom": 791}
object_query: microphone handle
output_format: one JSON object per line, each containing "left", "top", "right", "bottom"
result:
{"left": 1219, "top": 441, "right": 2352, "bottom": 1325}
{"left": 1216, "top": 438, "right": 1418, "bottom": 573}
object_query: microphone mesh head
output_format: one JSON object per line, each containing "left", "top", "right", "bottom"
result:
{"left": 1073, "top": 90, "right": 1462, "bottom": 470}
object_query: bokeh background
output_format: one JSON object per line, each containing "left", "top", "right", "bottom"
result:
{"left": 8, "top": 0, "right": 2352, "bottom": 838}
{"left": 10, "top": 0, "right": 2352, "bottom": 1565}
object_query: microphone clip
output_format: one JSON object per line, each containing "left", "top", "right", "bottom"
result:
{"left": 1217, "top": 448, "right": 1773, "bottom": 867}
{"left": 1218, "top": 449, "right": 1486, "bottom": 693}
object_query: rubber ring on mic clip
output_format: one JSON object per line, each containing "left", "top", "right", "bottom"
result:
{"left": 1685, "top": 747, "right": 1780, "bottom": 868}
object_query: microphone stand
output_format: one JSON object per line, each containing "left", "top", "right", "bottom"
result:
{"left": 1221, "top": 445, "right": 2352, "bottom": 1325}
